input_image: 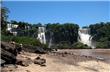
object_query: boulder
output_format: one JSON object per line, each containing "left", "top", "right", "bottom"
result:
{"left": 1, "top": 48, "right": 16, "bottom": 64}
{"left": 35, "top": 47, "right": 46, "bottom": 54}
{"left": 34, "top": 56, "right": 46, "bottom": 66}
{"left": 23, "top": 45, "right": 46, "bottom": 54}
{"left": 26, "top": 70, "right": 31, "bottom": 72}
{"left": 16, "top": 57, "right": 32, "bottom": 67}
{"left": 1, "top": 41, "right": 22, "bottom": 65}
{"left": 1, "top": 59, "right": 6, "bottom": 66}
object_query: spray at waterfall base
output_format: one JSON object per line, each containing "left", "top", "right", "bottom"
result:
{"left": 78, "top": 28, "right": 95, "bottom": 49}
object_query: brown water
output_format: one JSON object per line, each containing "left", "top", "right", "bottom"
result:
{"left": 58, "top": 49, "right": 110, "bottom": 63}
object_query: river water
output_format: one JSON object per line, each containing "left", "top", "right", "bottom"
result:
{"left": 58, "top": 49, "right": 110, "bottom": 63}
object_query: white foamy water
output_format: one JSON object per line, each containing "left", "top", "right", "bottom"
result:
{"left": 37, "top": 27, "right": 46, "bottom": 44}
{"left": 48, "top": 38, "right": 52, "bottom": 48}
{"left": 78, "top": 28, "right": 95, "bottom": 48}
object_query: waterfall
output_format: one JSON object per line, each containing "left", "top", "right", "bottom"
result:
{"left": 48, "top": 31, "right": 53, "bottom": 48}
{"left": 37, "top": 27, "right": 46, "bottom": 44}
{"left": 48, "top": 37, "right": 52, "bottom": 48}
{"left": 78, "top": 28, "right": 95, "bottom": 48}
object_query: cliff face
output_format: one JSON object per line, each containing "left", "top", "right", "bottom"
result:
{"left": 1, "top": 41, "right": 46, "bottom": 65}
{"left": 1, "top": 41, "right": 17, "bottom": 65}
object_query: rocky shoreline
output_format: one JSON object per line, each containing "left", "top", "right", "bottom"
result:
{"left": 1, "top": 41, "right": 110, "bottom": 72}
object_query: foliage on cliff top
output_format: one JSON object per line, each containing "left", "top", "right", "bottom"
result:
{"left": 1, "top": 35, "right": 42, "bottom": 46}
{"left": 89, "top": 22, "right": 110, "bottom": 48}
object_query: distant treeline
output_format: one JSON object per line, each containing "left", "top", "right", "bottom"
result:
{"left": 89, "top": 22, "right": 110, "bottom": 48}
{"left": 46, "top": 23, "right": 79, "bottom": 44}
{"left": 1, "top": 7, "right": 110, "bottom": 48}
{"left": 3, "top": 20, "right": 80, "bottom": 46}
{"left": 2, "top": 20, "right": 110, "bottom": 48}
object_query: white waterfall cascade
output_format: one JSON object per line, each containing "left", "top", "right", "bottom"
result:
{"left": 7, "top": 23, "right": 18, "bottom": 36}
{"left": 48, "top": 32, "right": 53, "bottom": 48}
{"left": 48, "top": 38, "right": 52, "bottom": 48}
{"left": 78, "top": 28, "right": 95, "bottom": 48}
{"left": 37, "top": 27, "right": 46, "bottom": 44}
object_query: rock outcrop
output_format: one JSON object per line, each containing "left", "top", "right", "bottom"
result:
{"left": 1, "top": 41, "right": 18, "bottom": 65}
{"left": 34, "top": 56, "right": 46, "bottom": 66}
{"left": 1, "top": 41, "right": 47, "bottom": 66}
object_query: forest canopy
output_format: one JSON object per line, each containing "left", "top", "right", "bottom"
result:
{"left": 89, "top": 22, "right": 110, "bottom": 48}
{"left": 1, "top": 7, "right": 110, "bottom": 48}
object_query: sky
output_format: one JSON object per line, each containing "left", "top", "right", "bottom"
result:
{"left": 2, "top": 1, "right": 110, "bottom": 27}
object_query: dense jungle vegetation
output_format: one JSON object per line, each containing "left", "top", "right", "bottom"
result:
{"left": 1, "top": 7, "right": 110, "bottom": 49}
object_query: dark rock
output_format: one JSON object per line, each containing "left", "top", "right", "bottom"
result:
{"left": 1, "top": 42, "right": 17, "bottom": 56}
{"left": 26, "top": 70, "right": 31, "bottom": 72}
{"left": 16, "top": 57, "right": 32, "bottom": 67}
{"left": 1, "top": 59, "right": 6, "bottom": 66}
{"left": 17, "top": 60, "right": 29, "bottom": 67}
{"left": 1, "top": 48, "right": 16, "bottom": 64}
{"left": 36, "top": 56, "right": 41, "bottom": 60}
{"left": 21, "top": 61, "right": 29, "bottom": 67}
{"left": 40, "top": 63, "right": 46, "bottom": 67}
{"left": 1, "top": 41, "right": 22, "bottom": 65}
{"left": 34, "top": 57, "right": 46, "bottom": 66}
{"left": 23, "top": 45, "right": 46, "bottom": 54}
{"left": 35, "top": 47, "right": 46, "bottom": 54}
{"left": 64, "top": 52, "right": 68, "bottom": 54}
{"left": 16, "top": 45, "right": 22, "bottom": 54}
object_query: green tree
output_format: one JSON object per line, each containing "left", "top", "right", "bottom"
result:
{"left": 89, "top": 22, "right": 110, "bottom": 48}
{"left": 1, "top": 7, "right": 9, "bottom": 31}
{"left": 72, "top": 42, "right": 90, "bottom": 49}
{"left": 46, "top": 23, "right": 79, "bottom": 45}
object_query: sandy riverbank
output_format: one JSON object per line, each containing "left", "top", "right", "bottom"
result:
{"left": 1, "top": 49, "right": 110, "bottom": 72}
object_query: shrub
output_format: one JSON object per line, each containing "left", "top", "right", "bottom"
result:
{"left": 1, "top": 35, "right": 14, "bottom": 42}
{"left": 57, "top": 43, "right": 71, "bottom": 49}
{"left": 96, "top": 41, "right": 110, "bottom": 48}
{"left": 72, "top": 42, "right": 90, "bottom": 49}
{"left": 1, "top": 35, "right": 42, "bottom": 46}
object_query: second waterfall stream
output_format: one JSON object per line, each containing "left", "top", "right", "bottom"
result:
{"left": 78, "top": 28, "right": 95, "bottom": 48}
